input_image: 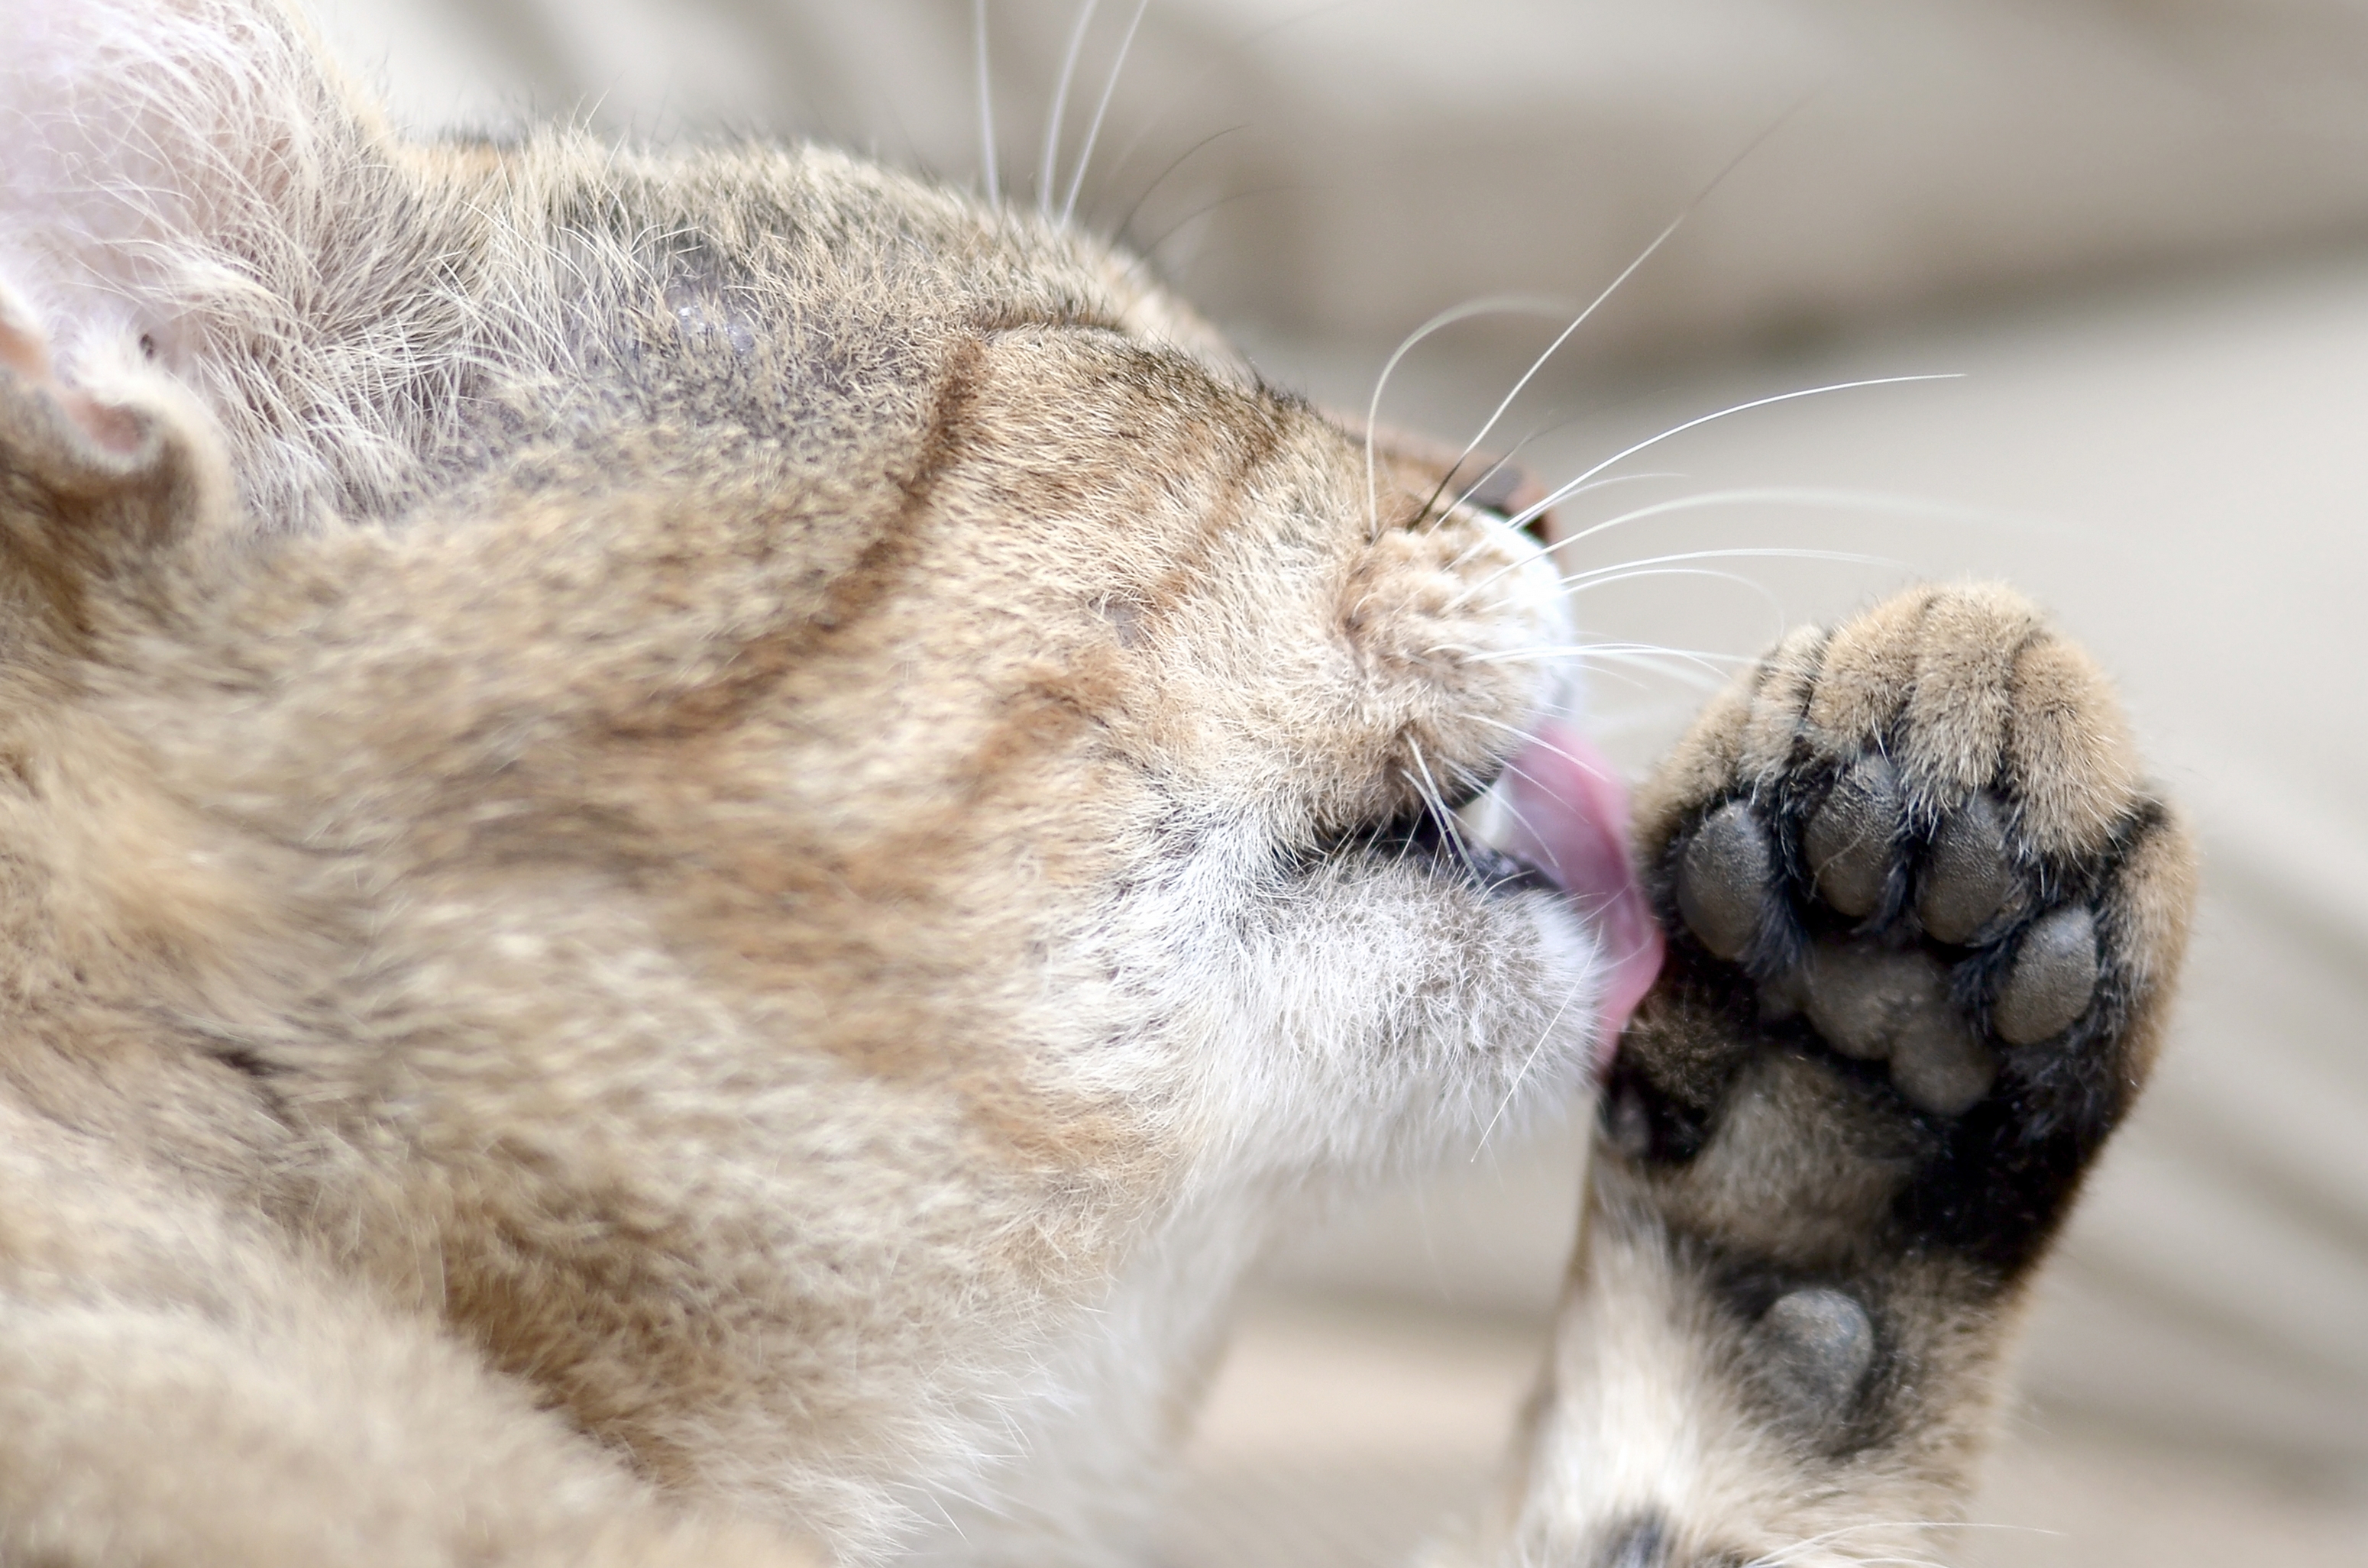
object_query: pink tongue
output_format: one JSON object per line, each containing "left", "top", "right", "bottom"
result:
{"left": 1502, "top": 722, "right": 1664, "bottom": 1071}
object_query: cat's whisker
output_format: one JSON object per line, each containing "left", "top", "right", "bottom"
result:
{"left": 1117, "top": 183, "right": 1302, "bottom": 284}
{"left": 1441, "top": 471, "right": 1687, "bottom": 573}
{"left": 1458, "top": 713, "right": 1627, "bottom": 788}
{"left": 1426, "top": 106, "right": 1807, "bottom": 531}
{"left": 1456, "top": 482, "right": 1926, "bottom": 602}
{"left": 1040, "top": 0, "right": 1102, "bottom": 215}
{"left": 1419, "top": 445, "right": 1522, "bottom": 533}
{"left": 1471, "top": 975, "right": 1590, "bottom": 1161}
{"left": 1457, "top": 645, "right": 1758, "bottom": 690}
{"left": 1531, "top": 483, "right": 2038, "bottom": 574}
{"left": 1420, "top": 209, "right": 1692, "bottom": 529}
{"left": 1062, "top": 0, "right": 1153, "bottom": 226}
{"left": 1088, "top": 0, "right": 1354, "bottom": 226}
{"left": 972, "top": 0, "right": 1000, "bottom": 205}
{"left": 1363, "top": 296, "right": 1575, "bottom": 538}
{"left": 1492, "top": 374, "right": 1966, "bottom": 548}
{"left": 1406, "top": 739, "right": 1483, "bottom": 881}
{"left": 1742, "top": 1517, "right": 2057, "bottom": 1568}
{"left": 1112, "top": 124, "right": 1247, "bottom": 246}
{"left": 1554, "top": 545, "right": 1898, "bottom": 593}
{"left": 1425, "top": 412, "right": 1577, "bottom": 539}
{"left": 1448, "top": 640, "right": 1752, "bottom": 664}
{"left": 1512, "top": 655, "right": 1732, "bottom": 695}
{"left": 1435, "top": 640, "right": 1753, "bottom": 686}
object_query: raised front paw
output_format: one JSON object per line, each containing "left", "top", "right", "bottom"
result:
{"left": 1612, "top": 584, "right": 2193, "bottom": 1266}
{"left": 1484, "top": 587, "right": 2197, "bottom": 1568}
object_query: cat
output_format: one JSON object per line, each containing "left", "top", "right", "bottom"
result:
{"left": 0, "top": 2, "right": 2194, "bottom": 1564}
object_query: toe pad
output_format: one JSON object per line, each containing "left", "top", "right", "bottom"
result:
{"left": 1994, "top": 904, "right": 2098, "bottom": 1045}
{"left": 1677, "top": 802, "right": 1771, "bottom": 962}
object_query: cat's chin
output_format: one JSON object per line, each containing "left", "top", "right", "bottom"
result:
{"left": 1498, "top": 723, "right": 1663, "bottom": 1070}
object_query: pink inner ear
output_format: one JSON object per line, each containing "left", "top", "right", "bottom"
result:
{"left": 0, "top": 298, "right": 143, "bottom": 455}
{"left": 1502, "top": 722, "right": 1664, "bottom": 1073}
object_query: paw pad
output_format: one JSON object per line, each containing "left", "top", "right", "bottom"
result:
{"left": 1914, "top": 792, "right": 2020, "bottom": 943}
{"left": 1674, "top": 801, "right": 1771, "bottom": 961}
{"left": 1673, "top": 770, "right": 2099, "bottom": 1119}
{"left": 1790, "top": 939, "right": 1995, "bottom": 1115}
{"left": 1754, "top": 1286, "right": 1875, "bottom": 1427}
{"left": 1993, "top": 904, "right": 2098, "bottom": 1045}
{"left": 1801, "top": 754, "right": 1897, "bottom": 917}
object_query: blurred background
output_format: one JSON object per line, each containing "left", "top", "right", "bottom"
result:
{"left": 305, "top": 2, "right": 2368, "bottom": 1562}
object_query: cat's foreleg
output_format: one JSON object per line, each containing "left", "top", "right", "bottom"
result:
{"left": 1482, "top": 586, "right": 2195, "bottom": 1567}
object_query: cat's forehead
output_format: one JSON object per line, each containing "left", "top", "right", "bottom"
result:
{"left": 532, "top": 140, "right": 1250, "bottom": 386}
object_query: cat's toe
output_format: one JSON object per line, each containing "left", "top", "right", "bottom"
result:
{"left": 1675, "top": 801, "right": 1773, "bottom": 962}
{"left": 1801, "top": 754, "right": 1898, "bottom": 917}
{"left": 1913, "top": 791, "right": 2019, "bottom": 942}
{"left": 1993, "top": 904, "right": 2098, "bottom": 1045}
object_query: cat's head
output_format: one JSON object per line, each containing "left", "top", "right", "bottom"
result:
{"left": 3, "top": 0, "right": 1653, "bottom": 1215}
{"left": 0, "top": 0, "right": 1661, "bottom": 1555}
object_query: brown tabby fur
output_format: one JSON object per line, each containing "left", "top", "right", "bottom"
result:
{"left": 0, "top": 4, "right": 2193, "bottom": 1565}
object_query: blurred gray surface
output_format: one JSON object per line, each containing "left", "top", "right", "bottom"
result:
{"left": 1260, "top": 251, "right": 2368, "bottom": 1484}
{"left": 1167, "top": 1293, "right": 2368, "bottom": 1568}
{"left": 315, "top": 0, "right": 2368, "bottom": 363}
{"left": 308, "top": 0, "right": 2368, "bottom": 1507}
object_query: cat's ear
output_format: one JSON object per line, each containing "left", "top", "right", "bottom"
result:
{"left": 1, "top": 0, "right": 436, "bottom": 529}
{"left": 0, "top": 0, "right": 388, "bottom": 380}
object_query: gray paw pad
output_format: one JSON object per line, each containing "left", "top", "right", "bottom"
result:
{"left": 1755, "top": 1287, "right": 1875, "bottom": 1424}
{"left": 1677, "top": 802, "right": 1770, "bottom": 961}
{"left": 1800, "top": 940, "right": 1997, "bottom": 1114}
{"left": 1803, "top": 755, "right": 1900, "bottom": 918}
{"left": 1799, "top": 941, "right": 1946, "bottom": 1060}
{"left": 1676, "top": 758, "right": 2107, "bottom": 1118}
{"left": 1994, "top": 904, "right": 2099, "bottom": 1045}
{"left": 1916, "top": 793, "right": 2018, "bottom": 944}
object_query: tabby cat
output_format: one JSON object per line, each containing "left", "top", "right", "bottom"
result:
{"left": 0, "top": 3, "right": 2193, "bottom": 1564}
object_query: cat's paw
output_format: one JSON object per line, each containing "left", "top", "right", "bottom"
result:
{"left": 1485, "top": 588, "right": 2196, "bottom": 1566}
{"left": 0, "top": 283, "right": 222, "bottom": 585}
{"left": 1607, "top": 584, "right": 2193, "bottom": 1275}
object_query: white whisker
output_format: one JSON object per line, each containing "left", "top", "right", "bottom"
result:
{"left": 1112, "top": 123, "right": 1247, "bottom": 242}
{"left": 1430, "top": 106, "right": 1810, "bottom": 525}
{"left": 1040, "top": 1, "right": 1102, "bottom": 214}
{"left": 1556, "top": 545, "right": 1897, "bottom": 590}
{"left": 1092, "top": 0, "right": 1357, "bottom": 213}
{"left": 1363, "top": 296, "right": 1574, "bottom": 536}
{"left": 1536, "top": 483, "right": 2040, "bottom": 573}
{"left": 1473, "top": 975, "right": 1589, "bottom": 1161}
{"left": 1442, "top": 472, "right": 1687, "bottom": 572}
{"left": 1432, "top": 210, "right": 1692, "bottom": 516}
{"left": 1743, "top": 1518, "right": 2060, "bottom": 1568}
{"left": 1457, "top": 642, "right": 1760, "bottom": 679}
{"left": 1500, "top": 376, "right": 1964, "bottom": 544}
{"left": 1063, "top": 0, "right": 1153, "bottom": 226}
{"left": 1459, "top": 714, "right": 1622, "bottom": 786}
{"left": 972, "top": 0, "right": 1000, "bottom": 205}
{"left": 1405, "top": 740, "right": 1464, "bottom": 861}
{"left": 1117, "top": 183, "right": 1300, "bottom": 282}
